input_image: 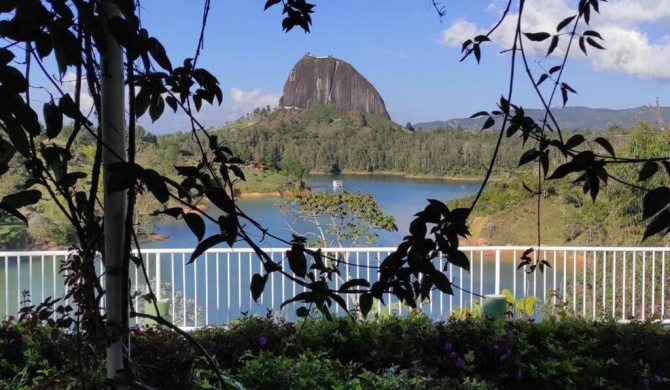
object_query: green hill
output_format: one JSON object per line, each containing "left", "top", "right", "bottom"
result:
{"left": 415, "top": 106, "right": 670, "bottom": 132}
{"left": 448, "top": 122, "right": 670, "bottom": 247}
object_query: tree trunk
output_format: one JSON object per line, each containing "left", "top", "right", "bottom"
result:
{"left": 100, "top": 0, "right": 128, "bottom": 386}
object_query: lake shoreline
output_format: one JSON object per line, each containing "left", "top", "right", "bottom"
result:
{"left": 308, "top": 170, "right": 495, "bottom": 182}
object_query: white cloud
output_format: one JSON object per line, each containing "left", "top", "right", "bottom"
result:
{"left": 228, "top": 88, "right": 281, "bottom": 118}
{"left": 61, "top": 72, "right": 95, "bottom": 118}
{"left": 141, "top": 87, "right": 281, "bottom": 134}
{"left": 439, "top": 0, "right": 670, "bottom": 81}
{"left": 441, "top": 20, "right": 486, "bottom": 48}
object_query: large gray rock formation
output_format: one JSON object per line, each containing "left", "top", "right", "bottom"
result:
{"left": 282, "top": 54, "right": 390, "bottom": 119}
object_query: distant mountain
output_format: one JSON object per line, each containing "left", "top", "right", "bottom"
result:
{"left": 282, "top": 54, "right": 390, "bottom": 119}
{"left": 414, "top": 106, "right": 670, "bottom": 131}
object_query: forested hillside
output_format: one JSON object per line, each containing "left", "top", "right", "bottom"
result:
{"left": 0, "top": 103, "right": 642, "bottom": 249}
{"left": 449, "top": 121, "right": 670, "bottom": 247}
{"left": 415, "top": 106, "right": 670, "bottom": 131}
{"left": 196, "top": 104, "right": 629, "bottom": 178}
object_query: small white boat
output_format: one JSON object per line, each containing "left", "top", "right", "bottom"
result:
{"left": 332, "top": 180, "right": 343, "bottom": 189}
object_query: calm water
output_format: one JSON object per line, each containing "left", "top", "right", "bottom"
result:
{"left": 145, "top": 174, "right": 481, "bottom": 249}
{"left": 2, "top": 175, "right": 567, "bottom": 324}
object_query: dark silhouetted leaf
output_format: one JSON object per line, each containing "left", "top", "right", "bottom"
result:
{"left": 59, "top": 171, "right": 87, "bottom": 188}
{"left": 165, "top": 95, "right": 178, "bottom": 112}
{"left": 481, "top": 116, "right": 495, "bottom": 131}
{"left": 539, "top": 259, "right": 552, "bottom": 273}
{"left": 339, "top": 278, "right": 370, "bottom": 292}
{"left": 143, "top": 169, "right": 169, "bottom": 203}
{"left": 161, "top": 207, "right": 183, "bottom": 219}
{"left": 499, "top": 96, "right": 510, "bottom": 114}
{"left": 279, "top": 291, "right": 313, "bottom": 309}
{"left": 540, "top": 153, "right": 550, "bottom": 178}
{"left": 287, "top": 245, "right": 307, "bottom": 278}
{"left": 473, "top": 44, "right": 481, "bottom": 63}
{"left": 524, "top": 32, "right": 551, "bottom": 42}
{"left": 0, "top": 48, "right": 14, "bottom": 66}
{"left": 518, "top": 149, "right": 539, "bottom": 167}
{"left": 561, "top": 86, "right": 568, "bottom": 106}
{"left": 517, "top": 259, "right": 531, "bottom": 271}
{"left": 147, "top": 37, "right": 172, "bottom": 72}
{"left": 184, "top": 212, "right": 205, "bottom": 241}
{"left": 135, "top": 88, "right": 151, "bottom": 119}
{"left": 44, "top": 101, "right": 63, "bottom": 139}
{"left": 583, "top": 30, "right": 603, "bottom": 39}
{"left": 409, "top": 218, "right": 427, "bottom": 238}
{"left": 662, "top": 161, "right": 670, "bottom": 178}
{"left": 296, "top": 306, "right": 310, "bottom": 317}
{"left": 474, "top": 35, "right": 490, "bottom": 43}
{"left": 229, "top": 164, "right": 245, "bottom": 181}
{"left": 594, "top": 137, "right": 615, "bottom": 157}
{"left": 536, "top": 73, "right": 549, "bottom": 86}
{"left": 561, "top": 82, "right": 577, "bottom": 93}
{"left": 205, "top": 188, "right": 235, "bottom": 215}
{"left": 1, "top": 189, "right": 41, "bottom": 208}
{"left": 431, "top": 270, "right": 453, "bottom": 295}
{"left": 448, "top": 250, "right": 470, "bottom": 272}
{"left": 174, "top": 165, "right": 199, "bottom": 177}
{"left": 149, "top": 94, "right": 165, "bottom": 123}
{"left": 469, "top": 111, "right": 489, "bottom": 118}
{"left": 2, "top": 116, "right": 29, "bottom": 157}
{"left": 579, "top": 36, "right": 587, "bottom": 55}
{"left": 547, "top": 35, "right": 559, "bottom": 56}
{"left": 264, "top": 0, "right": 281, "bottom": 10}
{"left": 642, "top": 187, "right": 670, "bottom": 220}
{"left": 556, "top": 15, "right": 576, "bottom": 32}
{"left": 0, "top": 203, "right": 27, "bottom": 225}
{"left": 547, "top": 161, "right": 577, "bottom": 180}
{"left": 549, "top": 65, "right": 562, "bottom": 74}
{"left": 359, "top": 293, "right": 373, "bottom": 317}
{"left": 565, "top": 134, "right": 585, "bottom": 149}
{"left": 638, "top": 161, "right": 659, "bottom": 182}
{"left": 189, "top": 234, "right": 226, "bottom": 264}
{"left": 250, "top": 273, "right": 268, "bottom": 303}
{"left": 586, "top": 37, "right": 605, "bottom": 50}
{"left": 643, "top": 209, "right": 670, "bottom": 241}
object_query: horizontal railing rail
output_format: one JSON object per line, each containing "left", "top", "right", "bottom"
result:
{"left": 1, "top": 247, "right": 668, "bottom": 327}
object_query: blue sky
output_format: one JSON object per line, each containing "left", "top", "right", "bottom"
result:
{"left": 95, "top": 1, "right": 670, "bottom": 133}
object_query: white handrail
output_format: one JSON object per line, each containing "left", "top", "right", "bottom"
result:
{"left": 1, "top": 246, "right": 668, "bottom": 327}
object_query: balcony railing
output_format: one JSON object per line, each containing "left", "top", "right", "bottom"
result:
{"left": 1, "top": 247, "right": 668, "bottom": 328}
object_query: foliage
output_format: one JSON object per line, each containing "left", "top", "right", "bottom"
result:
{"left": 449, "top": 121, "right": 670, "bottom": 247}
{"left": 3, "top": 314, "right": 670, "bottom": 389}
{"left": 278, "top": 189, "right": 397, "bottom": 247}
{"left": 1, "top": 0, "right": 669, "bottom": 387}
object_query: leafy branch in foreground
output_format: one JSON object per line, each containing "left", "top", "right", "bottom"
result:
{"left": 0, "top": 0, "right": 669, "bottom": 387}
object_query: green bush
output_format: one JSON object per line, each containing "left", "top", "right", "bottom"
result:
{"left": 2, "top": 313, "right": 670, "bottom": 389}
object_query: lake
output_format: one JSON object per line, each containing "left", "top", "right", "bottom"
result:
{"left": 144, "top": 174, "right": 481, "bottom": 249}
{"left": 1, "top": 174, "right": 576, "bottom": 325}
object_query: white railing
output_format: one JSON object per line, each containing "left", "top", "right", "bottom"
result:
{"left": 1, "top": 247, "right": 668, "bottom": 327}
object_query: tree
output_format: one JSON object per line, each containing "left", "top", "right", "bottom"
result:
{"left": 278, "top": 189, "right": 398, "bottom": 247}
{"left": 405, "top": 122, "right": 415, "bottom": 131}
{"left": 0, "top": 0, "right": 669, "bottom": 387}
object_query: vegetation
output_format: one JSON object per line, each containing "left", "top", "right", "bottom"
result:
{"left": 2, "top": 314, "right": 670, "bottom": 389}
{"left": 214, "top": 104, "right": 537, "bottom": 177}
{"left": 1, "top": 0, "right": 669, "bottom": 388}
{"left": 278, "top": 189, "right": 398, "bottom": 247}
{"left": 450, "top": 121, "right": 670, "bottom": 247}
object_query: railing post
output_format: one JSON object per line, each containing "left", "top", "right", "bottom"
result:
{"left": 155, "top": 253, "right": 161, "bottom": 302}
{"left": 495, "top": 249, "right": 501, "bottom": 295}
